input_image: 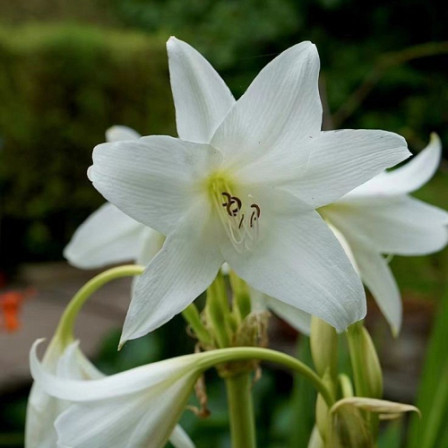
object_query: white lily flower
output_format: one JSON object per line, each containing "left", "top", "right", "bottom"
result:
{"left": 64, "top": 126, "right": 165, "bottom": 269}
{"left": 30, "top": 339, "right": 230, "bottom": 448}
{"left": 264, "top": 134, "right": 448, "bottom": 335}
{"left": 319, "top": 133, "right": 448, "bottom": 335}
{"left": 27, "top": 338, "right": 194, "bottom": 448}
{"left": 25, "top": 338, "right": 103, "bottom": 448}
{"left": 88, "top": 37, "right": 410, "bottom": 344}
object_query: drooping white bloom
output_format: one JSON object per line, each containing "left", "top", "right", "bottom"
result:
{"left": 28, "top": 339, "right": 195, "bottom": 448}
{"left": 64, "top": 126, "right": 164, "bottom": 269}
{"left": 30, "top": 339, "right": 230, "bottom": 448}
{"left": 88, "top": 37, "right": 410, "bottom": 344}
{"left": 26, "top": 338, "right": 103, "bottom": 448}
{"left": 264, "top": 134, "right": 448, "bottom": 335}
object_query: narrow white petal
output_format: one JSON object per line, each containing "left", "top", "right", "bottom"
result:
{"left": 64, "top": 203, "right": 146, "bottom": 269}
{"left": 249, "top": 287, "right": 269, "bottom": 313}
{"left": 249, "top": 287, "right": 311, "bottom": 334}
{"left": 324, "top": 196, "right": 448, "bottom": 255}
{"left": 265, "top": 296, "right": 312, "bottom": 334}
{"left": 250, "top": 280, "right": 312, "bottom": 334}
{"left": 89, "top": 136, "right": 222, "bottom": 235}
{"left": 169, "top": 425, "right": 195, "bottom": 448}
{"left": 211, "top": 41, "right": 322, "bottom": 163}
{"left": 120, "top": 202, "right": 224, "bottom": 344}
{"left": 220, "top": 189, "right": 366, "bottom": 332}
{"left": 30, "top": 341, "right": 198, "bottom": 448}
{"left": 136, "top": 228, "right": 165, "bottom": 267}
{"left": 26, "top": 340, "right": 103, "bottom": 448}
{"left": 348, "top": 240, "right": 402, "bottom": 335}
{"left": 106, "top": 125, "right": 140, "bottom": 142}
{"left": 281, "top": 130, "right": 410, "bottom": 208}
{"left": 347, "top": 133, "right": 442, "bottom": 198}
{"left": 326, "top": 223, "right": 402, "bottom": 332}
{"left": 30, "top": 339, "right": 196, "bottom": 401}
{"left": 55, "top": 378, "right": 195, "bottom": 448}
{"left": 167, "top": 37, "right": 235, "bottom": 143}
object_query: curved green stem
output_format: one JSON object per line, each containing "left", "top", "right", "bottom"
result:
{"left": 196, "top": 347, "right": 334, "bottom": 407}
{"left": 54, "top": 265, "right": 144, "bottom": 345}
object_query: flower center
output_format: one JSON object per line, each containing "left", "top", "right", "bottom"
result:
{"left": 207, "top": 175, "right": 261, "bottom": 253}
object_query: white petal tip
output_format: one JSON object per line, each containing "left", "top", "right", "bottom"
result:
{"left": 167, "top": 36, "right": 180, "bottom": 47}
{"left": 429, "top": 132, "right": 441, "bottom": 148}
{"left": 105, "top": 125, "right": 140, "bottom": 142}
{"left": 86, "top": 165, "right": 94, "bottom": 182}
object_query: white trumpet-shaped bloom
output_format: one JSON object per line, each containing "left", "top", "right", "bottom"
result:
{"left": 27, "top": 338, "right": 193, "bottom": 448}
{"left": 30, "top": 340, "right": 209, "bottom": 448}
{"left": 88, "top": 37, "right": 410, "bottom": 344}
{"left": 265, "top": 135, "right": 448, "bottom": 335}
{"left": 26, "top": 338, "right": 103, "bottom": 448}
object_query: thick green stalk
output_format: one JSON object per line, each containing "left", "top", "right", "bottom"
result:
{"left": 225, "top": 372, "right": 256, "bottom": 448}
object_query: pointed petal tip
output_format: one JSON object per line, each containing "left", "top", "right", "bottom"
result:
{"left": 117, "top": 338, "right": 126, "bottom": 351}
{"left": 429, "top": 132, "right": 441, "bottom": 148}
{"left": 391, "top": 324, "right": 400, "bottom": 338}
{"left": 167, "top": 36, "right": 181, "bottom": 49}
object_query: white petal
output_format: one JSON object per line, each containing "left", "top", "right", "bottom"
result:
{"left": 64, "top": 203, "right": 146, "bottom": 269}
{"left": 136, "top": 228, "right": 165, "bottom": 267}
{"left": 265, "top": 296, "right": 312, "bottom": 334}
{"left": 26, "top": 340, "right": 103, "bottom": 448}
{"left": 250, "top": 285, "right": 312, "bottom": 334}
{"left": 30, "top": 339, "right": 195, "bottom": 401}
{"left": 211, "top": 41, "right": 322, "bottom": 163}
{"left": 167, "top": 37, "right": 235, "bottom": 143}
{"left": 106, "top": 125, "right": 140, "bottom": 142}
{"left": 55, "top": 378, "right": 195, "bottom": 448}
{"left": 30, "top": 340, "right": 198, "bottom": 448}
{"left": 89, "top": 136, "right": 222, "bottom": 235}
{"left": 169, "top": 425, "right": 195, "bottom": 448}
{"left": 280, "top": 129, "right": 410, "bottom": 208}
{"left": 220, "top": 189, "right": 366, "bottom": 332}
{"left": 120, "top": 201, "right": 224, "bottom": 344}
{"left": 347, "top": 133, "right": 442, "bottom": 198}
{"left": 324, "top": 196, "right": 448, "bottom": 255}
{"left": 349, "top": 240, "right": 402, "bottom": 335}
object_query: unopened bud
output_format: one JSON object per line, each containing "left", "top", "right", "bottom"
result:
{"left": 311, "top": 316, "right": 338, "bottom": 378}
{"left": 347, "top": 322, "right": 383, "bottom": 398}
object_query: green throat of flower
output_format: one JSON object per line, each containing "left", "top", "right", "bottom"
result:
{"left": 206, "top": 173, "right": 261, "bottom": 253}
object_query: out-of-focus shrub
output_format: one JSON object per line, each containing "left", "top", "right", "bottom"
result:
{"left": 0, "top": 24, "right": 174, "bottom": 264}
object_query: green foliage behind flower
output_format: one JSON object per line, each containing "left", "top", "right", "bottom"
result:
{"left": 0, "top": 24, "right": 175, "bottom": 262}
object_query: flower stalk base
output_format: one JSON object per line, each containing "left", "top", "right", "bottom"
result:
{"left": 225, "top": 372, "right": 257, "bottom": 448}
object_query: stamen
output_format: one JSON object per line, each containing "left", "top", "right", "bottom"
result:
{"left": 208, "top": 175, "right": 261, "bottom": 252}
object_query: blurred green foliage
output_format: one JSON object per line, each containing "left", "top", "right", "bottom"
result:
{"left": 0, "top": 24, "right": 174, "bottom": 264}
